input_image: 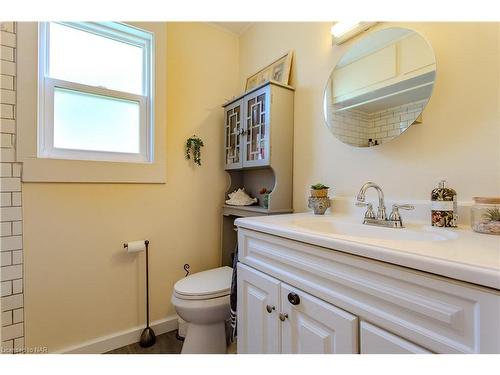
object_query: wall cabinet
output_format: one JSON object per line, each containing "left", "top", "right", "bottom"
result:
{"left": 236, "top": 228, "right": 500, "bottom": 354}
{"left": 332, "top": 31, "right": 436, "bottom": 106}
{"left": 223, "top": 98, "right": 244, "bottom": 169}
{"left": 238, "top": 263, "right": 358, "bottom": 354}
{"left": 221, "top": 82, "right": 294, "bottom": 266}
{"left": 223, "top": 81, "right": 293, "bottom": 171}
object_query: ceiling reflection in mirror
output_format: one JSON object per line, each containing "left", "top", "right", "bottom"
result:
{"left": 324, "top": 27, "right": 436, "bottom": 147}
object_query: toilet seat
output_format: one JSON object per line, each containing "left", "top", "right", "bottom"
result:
{"left": 173, "top": 266, "right": 233, "bottom": 300}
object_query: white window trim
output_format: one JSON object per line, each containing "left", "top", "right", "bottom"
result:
{"left": 16, "top": 22, "right": 166, "bottom": 183}
{"left": 37, "top": 22, "right": 155, "bottom": 164}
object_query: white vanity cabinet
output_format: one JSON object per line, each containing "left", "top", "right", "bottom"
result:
{"left": 236, "top": 227, "right": 500, "bottom": 354}
{"left": 237, "top": 263, "right": 281, "bottom": 353}
{"left": 360, "top": 321, "right": 432, "bottom": 354}
{"left": 280, "top": 282, "right": 358, "bottom": 354}
{"left": 237, "top": 263, "right": 358, "bottom": 354}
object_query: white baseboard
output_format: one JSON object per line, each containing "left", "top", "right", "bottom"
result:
{"left": 57, "top": 314, "right": 179, "bottom": 354}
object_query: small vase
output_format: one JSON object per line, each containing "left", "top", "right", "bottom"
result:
{"left": 308, "top": 196, "right": 331, "bottom": 215}
{"left": 261, "top": 194, "right": 270, "bottom": 209}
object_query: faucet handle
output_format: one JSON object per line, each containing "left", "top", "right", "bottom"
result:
{"left": 393, "top": 204, "right": 415, "bottom": 210}
{"left": 389, "top": 204, "right": 415, "bottom": 221}
{"left": 356, "top": 202, "right": 375, "bottom": 219}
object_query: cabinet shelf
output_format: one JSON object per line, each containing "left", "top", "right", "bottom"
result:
{"left": 333, "top": 71, "right": 435, "bottom": 114}
{"left": 222, "top": 204, "right": 292, "bottom": 218}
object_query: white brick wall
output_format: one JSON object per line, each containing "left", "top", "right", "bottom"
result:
{"left": 330, "top": 99, "right": 427, "bottom": 146}
{"left": 0, "top": 21, "right": 24, "bottom": 354}
{"left": 367, "top": 100, "right": 426, "bottom": 145}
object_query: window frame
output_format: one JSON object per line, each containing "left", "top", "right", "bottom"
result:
{"left": 37, "top": 21, "right": 154, "bottom": 163}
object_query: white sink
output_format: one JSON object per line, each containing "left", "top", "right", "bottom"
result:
{"left": 289, "top": 216, "right": 457, "bottom": 242}
{"left": 235, "top": 212, "right": 500, "bottom": 289}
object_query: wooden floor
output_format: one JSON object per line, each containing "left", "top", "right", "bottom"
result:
{"left": 105, "top": 330, "right": 237, "bottom": 354}
{"left": 106, "top": 331, "right": 183, "bottom": 354}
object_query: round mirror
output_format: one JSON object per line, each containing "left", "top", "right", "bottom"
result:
{"left": 323, "top": 27, "right": 436, "bottom": 147}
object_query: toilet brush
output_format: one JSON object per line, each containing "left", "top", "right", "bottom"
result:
{"left": 139, "top": 240, "right": 156, "bottom": 347}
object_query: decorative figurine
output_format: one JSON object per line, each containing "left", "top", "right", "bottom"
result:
{"left": 225, "top": 188, "right": 258, "bottom": 206}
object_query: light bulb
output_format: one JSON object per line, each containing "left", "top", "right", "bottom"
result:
{"left": 330, "top": 22, "right": 361, "bottom": 38}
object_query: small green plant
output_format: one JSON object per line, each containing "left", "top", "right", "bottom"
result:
{"left": 311, "top": 183, "right": 329, "bottom": 190}
{"left": 483, "top": 208, "right": 500, "bottom": 222}
{"left": 185, "top": 135, "right": 204, "bottom": 166}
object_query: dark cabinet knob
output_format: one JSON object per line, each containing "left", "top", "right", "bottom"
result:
{"left": 287, "top": 292, "right": 300, "bottom": 305}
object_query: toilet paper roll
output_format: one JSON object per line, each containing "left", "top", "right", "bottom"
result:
{"left": 124, "top": 240, "right": 146, "bottom": 253}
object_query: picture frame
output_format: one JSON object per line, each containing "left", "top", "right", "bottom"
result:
{"left": 245, "top": 51, "right": 293, "bottom": 91}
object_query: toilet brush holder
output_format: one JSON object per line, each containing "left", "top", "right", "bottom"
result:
{"left": 140, "top": 327, "right": 156, "bottom": 348}
{"left": 138, "top": 240, "right": 156, "bottom": 348}
{"left": 139, "top": 240, "right": 156, "bottom": 347}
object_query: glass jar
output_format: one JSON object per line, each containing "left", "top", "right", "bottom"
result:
{"left": 471, "top": 197, "right": 500, "bottom": 235}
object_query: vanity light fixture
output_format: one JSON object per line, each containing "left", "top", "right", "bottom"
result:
{"left": 331, "top": 21, "right": 376, "bottom": 44}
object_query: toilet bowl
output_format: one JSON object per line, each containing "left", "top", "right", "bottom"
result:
{"left": 171, "top": 266, "right": 233, "bottom": 354}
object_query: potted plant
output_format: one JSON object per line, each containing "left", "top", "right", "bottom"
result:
{"left": 259, "top": 187, "right": 272, "bottom": 209}
{"left": 310, "top": 183, "right": 330, "bottom": 198}
{"left": 185, "top": 135, "right": 204, "bottom": 166}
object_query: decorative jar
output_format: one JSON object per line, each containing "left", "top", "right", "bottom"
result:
{"left": 471, "top": 197, "right": 500, "bottom": 235}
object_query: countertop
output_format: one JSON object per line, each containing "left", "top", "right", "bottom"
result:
{"left": 235, "top": 212, "right": 500, "bottom": 290}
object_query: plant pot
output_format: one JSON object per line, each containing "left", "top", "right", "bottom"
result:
{"left": 310, "top": 189, "right": 328, "bottom": 198}
{"left": 308, "top": 196, "right": 331, "bottom": 215}
{"left": 473, "top": 220, "right": 500, "bottom": 235}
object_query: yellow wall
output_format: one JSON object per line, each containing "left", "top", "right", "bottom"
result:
{"left": 239, "top": 22, "right": 500, "bottom": 210}
{"left": 23, "top": 22, "right": 239, "bottom": 352}
{"left": 21, "top": 21, "right": 500, "bottom": 352}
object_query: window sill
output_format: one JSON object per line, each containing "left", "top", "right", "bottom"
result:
{"left": 21, "top": 157, "right": 166, "bottom": 183}
{"left": 16, "top": 21, "right": 167, "bottom": 184}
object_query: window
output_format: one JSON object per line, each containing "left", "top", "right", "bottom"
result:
{"left": 38, "top": 22, "right": 154, "bottom": 163}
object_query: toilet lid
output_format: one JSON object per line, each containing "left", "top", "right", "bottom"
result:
{"left": 174, "top": 266, "right": 233, "bottom": 299}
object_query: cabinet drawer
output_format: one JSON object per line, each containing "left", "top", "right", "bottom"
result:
{"left": 238, "top": 228, "right": 500, "bottom": 353}
{"left": 360, "top": 321, "right": 432, "bottom": 354}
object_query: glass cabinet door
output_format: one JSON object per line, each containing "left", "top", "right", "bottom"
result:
{"left": 224, "top": 99, "right": 243, "bottom": 169}
{"left": 243, "top": 86, "right": 270, "bottom": 168}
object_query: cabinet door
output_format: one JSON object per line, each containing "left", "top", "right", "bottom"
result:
{"left": 280, "top": 283, "right": 358, "bottom": 354}
{"left": 399, "top": 33, "right": 436, "bottom": 76}
{"left": 224, "top": 99, "right": 244, "bottom": 170}
{"left": 237, "top": 263, "right": 280, "bottom": 354}
{"left": 360, "top": 321, "right": 432, "bottom": 354}
{"left": 242, "top": 86, "right": 270, "bottom": 168}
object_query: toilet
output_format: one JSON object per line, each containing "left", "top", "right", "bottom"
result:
{"left": 171, "top": 266, "right": 233, "bottom": 354}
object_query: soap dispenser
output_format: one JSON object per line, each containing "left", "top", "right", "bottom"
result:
{"left": 431, "top": 179, "right": 457, "bottom": 227}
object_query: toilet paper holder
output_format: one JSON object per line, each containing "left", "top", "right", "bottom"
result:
{"left": 123, "top": 239, "right": 156, "bottom": 348}
{"left": 123, "top": 239, "right": 149, "bottom": 251}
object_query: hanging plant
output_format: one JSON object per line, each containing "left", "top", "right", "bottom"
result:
{"left": 185, "top": 135, "right": 204, "bottom": 166}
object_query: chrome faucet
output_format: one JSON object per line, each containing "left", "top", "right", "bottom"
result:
{"left": 357, "top": 182, "right": 387, "bottom": 220}
{"left": 356, "top": 182, "right": 414, "bottom": 228}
